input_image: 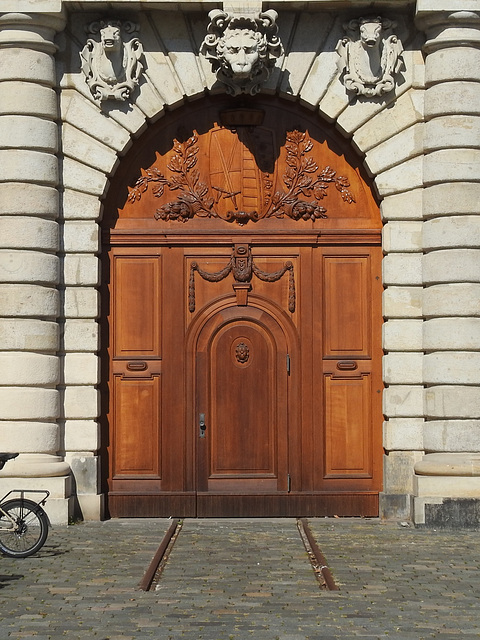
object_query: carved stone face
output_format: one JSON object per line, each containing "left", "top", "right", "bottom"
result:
{"left": 220, "top": 30, "right": 261, "bottom": 78}
{"left": 359, "top": 21, "right": 383, "bottom": 48}
{"left": 100, "top": 24, "right": 121, "bottom": 52}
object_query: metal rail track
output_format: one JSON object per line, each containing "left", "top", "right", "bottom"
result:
{"left": 139, "top": 517, "right": 338, "bottom": 592}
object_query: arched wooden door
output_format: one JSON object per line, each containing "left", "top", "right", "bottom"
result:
{"left": 102, "top": 97, "right": 383, "bottom": 518}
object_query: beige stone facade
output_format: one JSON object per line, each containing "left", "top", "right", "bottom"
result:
{"left": 0, "top": 0, "right": 479, "bottom": 526}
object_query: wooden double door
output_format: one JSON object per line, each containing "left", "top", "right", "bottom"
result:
{"left": 106, "top": 241, "right": 382, "bottom": 517}
{"left": 103, "top": 97, "right": 383, "bottom": 517}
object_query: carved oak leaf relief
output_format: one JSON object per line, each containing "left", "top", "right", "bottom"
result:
{"left": 127, "top": 130, "right": 355, "bottom": 225}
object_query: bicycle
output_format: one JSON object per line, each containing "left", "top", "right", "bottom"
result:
{"left": 0, "top": 453, "right": 50, "bottom": 557}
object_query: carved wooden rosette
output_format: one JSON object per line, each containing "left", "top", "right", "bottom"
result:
{"left": 189, "top": 244, "right": 295, "bottom": 313}
{"left": 127, "top": 129, "right": 355, "bottom": 225}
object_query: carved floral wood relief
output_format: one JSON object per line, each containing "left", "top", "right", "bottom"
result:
{"left": 127, "top": 129, "right": 355, "bottom": 225}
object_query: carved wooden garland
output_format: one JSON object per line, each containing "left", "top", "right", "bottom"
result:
{"left": 127, "top": 130, "right": 355, "bottom": 224}
{"left": 188, "top": 245, "right": 295, "bottom": 313}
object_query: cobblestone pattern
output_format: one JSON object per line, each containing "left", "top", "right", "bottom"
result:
{"left": 0, "top": 518, "right": 479, "bottom": 639}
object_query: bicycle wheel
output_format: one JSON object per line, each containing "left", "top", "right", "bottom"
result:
{"left": 0, "top": 499, "right": 49, "bottom": 558}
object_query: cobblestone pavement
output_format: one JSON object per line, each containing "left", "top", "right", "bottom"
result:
{"left": 0, "top": 518, "right": 479, "bottom": 639}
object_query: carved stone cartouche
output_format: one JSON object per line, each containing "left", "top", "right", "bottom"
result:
{"left": 336, "top": 16, "right": 403, "bottom": 97}
{"left": 80, "top": 19, "right": 144, "bottom": 102}
{"left": 200, "top": 9, "right": 283, "bottom": 96}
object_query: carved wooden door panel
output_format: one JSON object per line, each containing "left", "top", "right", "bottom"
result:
{"left": 103, "top": 97, "right": 383, "bottom": 518}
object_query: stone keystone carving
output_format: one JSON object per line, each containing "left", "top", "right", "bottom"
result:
{"left": 81, "top": 19, "right": 144, "bottom": 102}
{"left": 201, "top": 9, "right": 283, "bottom": 96}
{"left": 336, "top": 16, "right": 403, "bottom": 97}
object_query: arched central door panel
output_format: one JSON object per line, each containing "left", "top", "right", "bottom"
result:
{"left": 103, "top": 97, "right": 383, "bottom": 518}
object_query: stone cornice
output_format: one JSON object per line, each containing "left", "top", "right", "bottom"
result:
{"left": 415, "top": 8, "right": 480, "bottom": 52}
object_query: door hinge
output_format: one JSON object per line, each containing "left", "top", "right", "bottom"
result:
{"left": 286, "top": 354, "right": 291, "bottom": 375}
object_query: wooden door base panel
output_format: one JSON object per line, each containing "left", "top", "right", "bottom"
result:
{"left": 108, "top": 492, "right": 379, "bottom": 518}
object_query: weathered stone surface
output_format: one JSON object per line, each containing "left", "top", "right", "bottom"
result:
{"left": 425, "top": 385, "right": 480, "bottom": 419}
{"left": 0, "top": 217, "right": 57, "bottom": 250}
{"left": 0, "top": 81, "right": 56, "bottom": 117}
{"left": 382, "top": 221, "right": 423, "bottom": 252}
{"left": 0, "top": 387, "right": 59, "bottom": 420}
{"left": 62, "top": 157, "right": 107, "bottom": 196}
{"left": 383, "top": 253, "right": 422, "bottom": 285}
{"left": 423, "top": 215, "right": 480, "bottom": 249}
{"left": 365, "top": 123, "right": 424, "bottom": 176}
{"left": 374, "top": 155, "right": 423, "bottom": 196}
{"left": 0, "top": 183, "right": 58, "bottom": 216}
{"left": 63, "top": 188, "right": 102, "bottom": 220}
{"left": 0, "top": 115, "right": 58, "bottom": 151}
{"left": 425, "top": 82, "right": 480, "bottom": 117}
{"left": 383, "top": 353, "right": 423, "bottom": 384}
{"left": 424, "top": 317, "right": 480, "bottom": 350}
{"left": 425, "top": 115, "right": 480, "bottom": 151}
{"left": 0, "top": 352, "right": 59, "bottom": 385}
{"left": 424, "top": 420, "right": 480, "bottom": 452}
{"left": 383, "top": 286, "right": 423, "bottom": 318}
{"left": 62, "top": 221, "right": 100, "bottom": 254}
{"left": 0, "top": 149, "right": 58, "bottom": 185}
{"left": 65, "top": 452, "right": 100, "bottom": 493}
{"left": 423, "top": 182, "right": 480, "bottom": 218}
{"left": 0, "top": 284, "right": 58, "bottom": 318}
{"left": 63, "top": 353, "right": 99, "bottom": 385}
{"left": 63, "top": 287, "right": 99, "bottom": 319}
{"left": 423, "top": 249, "right": 480, "bottom": 284}
{"left": 423, "top": 283, "right": 480, "bottom": 317}
{"left": 424, "top": 352, "right": 480, "bottom": 385}
{"left": 380, "top": 188, "right": 423, "bottom": 221}
{"left": 0, "top": 318, "right": 58, "bottom": 351}
{"left": 0, "top": 250, "right": 58, "bottom": 284}
{"left": 384, "top": 450, "right": 424, "bottom": 493}
{"left": 62, "top": 123, "right": 119, "bottom": 175}
{"left": 426, "top": 47, "right": 480, "bottom": 84}
{"left": 0, "top": 48, "right": 55, "bottom": 84}
{"left": 0, "top": 421, "right": 59, "bottom": 453}
{"left": 63, "top": 254, "right": 100, "bottom": 286}
{"left": 383, "top": 319, "right": 423, "bottom": 351}
{"left": 424, "top": 149, "right": 480, "bottom": 185}
{"left": 63, "top": 319, "right": 99, "bottom": 352}
{"left": 384, "top": 385, "right": 424, "bottom": 418}
{"left": 384, "top": 418, "right": 424, "bottom": 450}
{"left": 63, "top": 386, "right": 99, "bottom": 420}
{"left": 64, "top": 419, "right": 100, "bottom": 451}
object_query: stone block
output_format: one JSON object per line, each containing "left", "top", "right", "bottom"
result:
{"left": 379, "top": 492, "right": 413, "bottom": 521}
{"left": 423, "top": 183, "right": 480, "bottom": 218}
{"left": 423, "top": 283, "right": 480, "bottom": 317}
{"left": 425, "top": 115, "right": 480, "bottom": 152}
{"left": 383, "top": 450, "right": 423, "bottom": 494}
{"left": 415, "top": 474, "right": 480, "bottom": 498}
{"left": 0, "top": 48, "right": 54, "bottom": 85}
{"left": 424, "top": 420, "right": 480, "bottom": 452}
{"left": 73, "top": 493, "right": 104, "bottom": 521}
{"left": 424, "top": 149, "right": 480, "bottom": 186}
{"left": 383, "top": 353, "right": 423, "bottom": 384}
{"left": 0, "top": 318, "right": 58, "bottom": 352}
{"left": 0, "top": 183, "right": 58, "bottom": 217}
{"left": 424, "top": 317, "right": 480, "bottom": 350}
{"left": 64, "top": 420, "right": 100, "bottom": 452}
{"left": 423, "top": 249, "right": 480, "bottom": 284}
{"left": 382, "top": 221, "right": 423, "bottom": 253}
{"left": 63, "top": 319, "right": 99, "bottom": 352}
{"left": 424, "top": 352, "right": 480, "bottom": 385}
{"left": 0, "top": 387, "right": 59, "bottom": 420}
{"left": 62, "top": 221, "right": 100, "bottom": 254}
{"left": 0, "top": 149, "right": 57, "bottom": 186}
{"left": 0, "top": 82, "right": 56, "bottom": 118}
{"left": 65, "top": 453, "right": 100, "bottom": 494}
{"left": 0, "top": 352, "right": 59, "bottom": 386}
{"left": 380, "top": 189, "right": 423, "bottom": 221}
{"left": 383, "top": 253, "right": 422, "bottom": 286}
{"left": 62, "top": 157, "right": 107, "bottom": 197}
{"left": 425, "top": 385, "right": 480, "bottom": 419}
{"left": 383, "top": 286, "right": 423, "bottom": 318}
{"left": 0, "top": 217, "right": 58, "bottom": 252}
{"left": 318, "top": 76, "right": 349, "bottom": 123}
{"left": 420, "top": 498, "right": 480, "bottom": 530}
{"left": 423, "top": 216, "right": 480, "bottom": 250}
{"left": 63, "top": 189, "right": 102, "bottom": 221}
{"left": 425, "top": 82, "right": 480, "bottom": 118}
{"left": 63, "top": 386, "right": 99, "bottom": 420}
{"left": 63, "top": 353, "right": 99, "bottom": 385}
{"left": 384, "top": 385, "right": 424, "bottom": 418}
{"left": 0, "top": 250, "right": 58, "bottom": 285}
{"left": 353, "top": 90, "right": 424, "bottom": 153}
{"left": 384, "top": 418, "right": 424, "bottom": 450}
{"left": 426, "top": 47, "right": 480, "bottom": 84}
{"left": 63, "top": 287, "right": 99, "bottom": 319}
{"left": 300, "top": 48, "right": 338, "bottom": 109}
{"left": 0, "top": 115, "right": 58, "bottom": 152}
{"left": 61, "top": 90, "right": 131, "bottom": 152}
{"left": 383, "top": 320, "right": 423, "bottom": 351}
{"left": 0, "top": 421, "right": 59, "bottom": 453}
{"left": 62, "top": 123, "right": 119, "bottom": 175}
{"left": 63, "top": 254, "right": 100, "bottom": 286}
{"left": 374, "top": 156, "right": 423, "bottom": 197}
{"left": 0, "top": 283, "right": 58, "bottom": 318}
{"left": 365, "top": 123, "right": 424, "bottom": 177}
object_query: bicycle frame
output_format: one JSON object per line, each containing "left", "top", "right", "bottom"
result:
{"left": 0, "top": 490, "right": 50, "bottom": 531}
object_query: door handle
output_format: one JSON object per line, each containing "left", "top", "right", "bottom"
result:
{"left": 199, "top": 413, "right": 206, "bottom": 438}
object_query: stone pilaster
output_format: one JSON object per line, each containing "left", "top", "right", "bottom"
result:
{"left": 0, "top": 11, "right": 71, "bottom": 523}
{"left": 414, "top": 4, "right": 480, "bottom": 527}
